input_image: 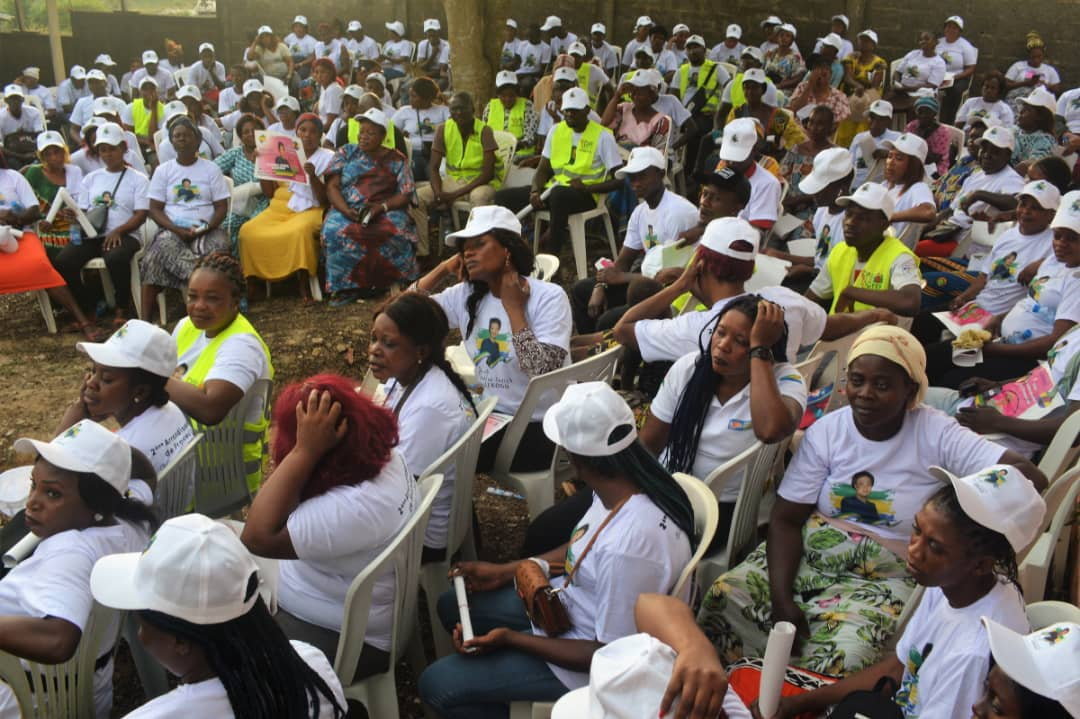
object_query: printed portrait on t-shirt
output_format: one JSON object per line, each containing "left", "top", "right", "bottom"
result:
{"left": 173, "top": 178, "right": 200, "bottom": 202}
{"left": 815, "top": 224, "right": 833, "bottom": 260}
{"left": 831, "top": 471, "right": 893, "bottom": 525}
{"left": 990, "top": 251, "right": 1018, "bottom": 281}
{"left": 894, "top": 641, "right": 933, "bottom": 713}
{"left": 474, "top": 317, "right": 511, "bottom": 368}
{"left": 563, "top": 522, "right": 590, "bottom": 575}
{"left": 1029, "top": 274, "right": 1052, "bottom": 300}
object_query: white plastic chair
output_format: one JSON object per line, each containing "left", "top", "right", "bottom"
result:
{"left": 491, "top": 346, "right": 623, "bottom": 520}
{"left": 1037, "top": 409, "right": 1080, "bottom": 484}
{"left": 333, "top": 474, "right": 443, "bottom": 719}
{"left": 1018, "top": 465, "right": 1080, "bottom": 602}
{"left": 446, "top": 342, "right": 476, "bottom": 387}
{"left": 32, "top": 289, "right": 58, "bottom": 333}
{"left": 191, "top": 377, "right": 272, "bottom": 517}
{"left": 745, "top": 253, "right": 791, "bottom": 292}
{"left": 416, "top": 397, "right": 497, "bottom": 659}
{"left": 1026, "top": 600, "right": 1080, "bottom": 629}
{"left": 450, "top": 130, "right": 518, "bottom": 230}
{"left": 959, "top": 219, "right": 1013, "bottom": 261}
{"left": 943, "top": 124, "right": 964, "bottom": 162}
{"left": 670, "top": 472, "right": 720, "bottom": 598}
{"left": 786, "top": 236, "right": 817, "bottom": 257}
{"left": 153, "top": 433, "right": 203, "bottom": 521}
{"left": 531, "top": 253, "right": 560, "bottom": 281}
{"left": 533, "top": 199, "right": 618, "bottom": 281}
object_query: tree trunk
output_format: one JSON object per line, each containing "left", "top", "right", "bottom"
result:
{"left": 444, "top": 0, "right": 499, "bottom": 106}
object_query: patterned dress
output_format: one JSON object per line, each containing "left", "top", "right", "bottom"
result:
{"left": 214, "top": 146, "right": 269, "bottom": 252}
{"left": 1012, "top": 128, "right": 1056, "bottom": 167}
{"left": 321, "top": 145, "right": 418, "bottom": 293}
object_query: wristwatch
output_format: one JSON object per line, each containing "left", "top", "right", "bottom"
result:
{"left": 749, "top": 346, "right": 774, "bottom": 362}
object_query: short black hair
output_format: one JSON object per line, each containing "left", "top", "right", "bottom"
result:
{"left": 695, "top": 168, "right": 752, "bottom": 205}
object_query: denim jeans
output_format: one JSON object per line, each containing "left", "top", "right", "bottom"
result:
{"left": 417, "top": 586, "right": 569, "bottom": 719}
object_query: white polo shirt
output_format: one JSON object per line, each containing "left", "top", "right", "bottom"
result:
{"left": 737, "top": 162, "right": 781, "bottom": 226}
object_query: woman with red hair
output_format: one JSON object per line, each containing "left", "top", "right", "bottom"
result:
{"left": 241, "top": 373, "right": 418, "bottom": 682}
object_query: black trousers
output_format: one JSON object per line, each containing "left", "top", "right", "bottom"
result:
{"left": 52, "top": 233, "right": 141, "bottom": 313}
{"left": 925, "top": 338, "right": 1038, "bottom": 389}
{"left": 476, "top": 420, "right": 556, "bottom": 474}
{"left": 495, "top": 185, "right": 596, "bottom": 255}
{"left": 570, "top": 278, "right": 629, "bottom": 334}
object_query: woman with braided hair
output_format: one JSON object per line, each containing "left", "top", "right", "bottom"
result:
{"left": 368, "top": 291, "right": 477, "bottom": 560}
{"left": 167, "top": 252, "right": 274, "bottom": 494}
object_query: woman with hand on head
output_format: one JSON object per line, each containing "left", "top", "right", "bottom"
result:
{"left": 241, "top": 374, "right": 417, "bottom": 683}
{"left": 413, "top": 205, "right": 572, "bottom": 472}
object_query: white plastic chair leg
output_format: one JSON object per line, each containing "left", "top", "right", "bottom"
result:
{"left": 309, "top": 273, "right": 323, "bottom": 301}
{"left": 35, "top": 290, "right": 57, "bottom": 333}
{"left": 157, "top": 293, "right": 168, "bottom": 325}
{"left": 130, "top": 254, "right": 143, "bottom": 319}
{"left": 568, "top": 214, "right": 588, "bottom": 280}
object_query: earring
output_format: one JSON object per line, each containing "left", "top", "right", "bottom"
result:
{"left": 93, "top": 513, "right": 103, "bottom": 522}
{"left": 133, "top": 397, "right": 140, "bottom": 404}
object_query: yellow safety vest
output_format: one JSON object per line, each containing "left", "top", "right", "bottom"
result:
{"left": 486, "top": 97, "right": 535, "bottom": 157}
{"left": 619, "top": 70, "right": 638, "bottom": 102}
{"left": 678, "top": 60, "right": 720, "bottom": 114}
{"left": 444, "top": 118, "right": 502, "bottom": 189}
{"left": 825, "top": 234, "right": 919, "bottom": 314}
{"left": 174, "top": 313, "right": 275, "bottom": 494}
{"left": 130, "top": 99, "right": 166, "bottom": 138}
{"left": 548, "top": 120, "right": 610, "bottom": 189}
{"left": 576, "top": 63, "right": 599, "bottom": 107}
{"left": 348, "top": 116, "right": 399, "bottom": 150}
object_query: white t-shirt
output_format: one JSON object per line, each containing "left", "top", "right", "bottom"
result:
{"left": 1005, "top": 62, "right": 1059, "bottom": 90}
{"left": 287, "top": 147, "right": 333, "bottom": 213}
{"left": 578, "top": 64, "right": 611, "bottom": 101}
{"left": 380, "top": 369, "right": 472, "bottom": 549}
{"left": 951, "top": 166, "right": 1025, "bottom": 229}
{"left": 71, "top": 142, "right": 147, "bottom": 178}
{"left": 935, "top": 37, "right": 979, "bottom": 73}
{"left": 622, "top": 38, "right": 650, "bottom": 67}
{"left": 348, "top": 35, "right": 381, "bottom": 62}
{"left": 539, "top": 493, "right": 692, "bottom": 689}
{"left": 121, "top": 640, "right": 346, "bottom": 718}
{"left": 391, "top": 104, "right": 451, "bottom": 151}
{"left": 651, "top": 352, "right": 807, "bottom": 500}
{"left": 738, "top": 163, "right": 781, "bottom": 226}
{"left": 592, "top": 42, "right": 619, "bottom": 74}
{"left": 549, "top": 33, "right": 578, "bottom": 58}
{"left": 849, "top": 128, "right": 899, "bottom": 186}
{"left": 1000, "top": 254, "right": 1080, "bottom": 343}
{"left": 635, "top": 286, "right": 827, "bottom": 365}
{"left": 541, "top": 121, "right": 623, "bottom": 177}
{"left": 417, "top": 39, "right": 451, "bottom": 67}
{"left": 709, "top": 41, "right": 746, "bottom": 64}
{"left": 217, "top": 86, "right": 242, "bottom": 115}
{"left": 78, "top": 166, "right": 150, "bottom": 237}
{"left": 814, "top": 37, "right": 855, "bottom": 62}
{"left": 967, "top": 226, "right": 1054, "bottom": 315}
{"left": 809, "top": 241, "right": 922, "bottom": 299}
{"left": 653, "top": 94, "right": 692, "bottom": 133}
{"left": 57, "top": 78, "right": 91, "bottom": 110}
{"left": 896, "top": 50, "right": 947, "bottom": 90}
{"left": 156, "top": 127, "right": 225, "bottom": 163}
{"left": 886, "top": 181, "right": 935, "bottom": 241}
{"left": 186, "top": 61, "right": 226, "bottom": 94}
{"left": 278, "top": 451, "right": 417, "bottom": 651}
{"left": 894, "top": 583, "right": 1026, "bottom": 719}
{"left": 537, "top": 105, "right": 602, "bottom": 138}
{"left": 623, "top": 189, "right": 699, "bottom": 276}
{"left": 130, "top": 68, "right": 176, "bottom": 96}
{"left": 285, "top": 32, "right": 318, "bottom": 60}
{"left": 0, "top": 168, "right": 38, "bottom": 226}
{"left": 117, "top": 402, "right": 195, "bottom": 474}
{"left": 70, "top": 95, "right": 132, "bottom": 128}
{"left": 0, "top": 105, "right": 45, "bottom": 136}
{"left": 148, "top": 157, "right": 230, "bottom": 226}
{"left": 317, "top": 83, "right": 343, "bottom": 124}
{"left": 1057, "top": 89, "right": 1080, "bottom": 133}
{"left": 809, "top": 206, "right": 846, "bottom": 271}
{"left": 501, "top": 39, "right": 522, "bottom": 68}
{"left": 515, "top": 42, "right": 551, "bottom": 76}
{"left": 266, "top": 121, "right": 297, "bottom": 137}
{"left": 314, "top": 39, "right": 346, "bottom": 70}
{"left": 381, "top": 39, "right": 416, "bottom": 73}
{"left": 955, "top": 97, "right": 1015, "bottom": 128}
{"left": 433, "top": 278, "right": 572, "bottom": 418}
{"left": 0, "top": 522, "right": 150, "bottom": 719}
{"left": 649, "top": 50, "right": 680, "bottom": 77}
{"left": 779, "top": 406, "right": 1007, "bottom": 541}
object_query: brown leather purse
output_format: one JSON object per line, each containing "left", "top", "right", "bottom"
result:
{"left": 515, "top": 559, "right": 571, "bottom": 636}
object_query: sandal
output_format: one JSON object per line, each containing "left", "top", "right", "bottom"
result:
{"left": 78, "top": 321, "right": 104, "bottom": 342}
{"left": 329, "top": 290, "right": 361, "bottom": 307}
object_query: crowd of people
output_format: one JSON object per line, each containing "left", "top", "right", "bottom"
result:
{"left": 0, "top": 8, "right": 1079, "bottom": 719}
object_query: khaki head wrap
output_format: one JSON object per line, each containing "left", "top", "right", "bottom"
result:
{"left": 847, "top": 325, "right": 927, "bottom": 408}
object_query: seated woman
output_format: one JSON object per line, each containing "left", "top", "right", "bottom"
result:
{"left": 956, "top": 72, "right": 1014, "bottom": 129}
{"left": 70, "top": 118, "right": 147, "bottom": 177}
{"left": 835, "top": 29, "right": 887, "bottom": 148}
{"left": 0, "top": 420, "right": 157, "bottom": 718}
{"left": 639, "top": 462, "right": 1043, "bottom": 718}
{"left": 417, "top": 382, "right": 694, "bottom": 717}
{"left": 881, "top": 132, "right": 937, "bottom": 244}
{"left": 977, "top": 617, "right": 1078, "bottom": 719}
{"left": 167, "top": 252, "right": 274, "bottom": 493}
{"left": 239, "top": 113, "right": 331, "bottom": 303}
{"left": 696, "top": 325, "right": 1045, "bottom": 677}
{"left": 322, "top": 108, "right": 417, "bottom": 304}
{"left": 20, "top": 131, "right": 83, "bottom": 258}
{"left": 763, "top": 24, "right": 806, "bottom": 93}
{"left": 215, "top": 113, "right": 269, "bottom": 251}
{"left": 778, "top": 105, "right": 836, "bottom": 219}
{"left": 601, "top": 71, "right": 670, "bottom": 152}
{"left": 414, "top": 206, "right": 572, "bottom": 473}
{"left": 887, "top": 30, "right": 947, "bottom": 117}
{"left": 931, "top": 117, "right": 987, "bottom": 214}
{"left": 1013, "top": 89, "right": 1058, "bottom": 176}
{"left": 787, "top": 54, "right": 851, "bottom": 131}
{"left": 904, "top": 95, "right": 952, "bottom": 177}
{"left": 139, "top": 116, "right": 231, "bottom": 317}
{"left": 724, "top": 69, "right": 806, "bottom": 158}
{"left": 1, "top": 148, "right": 100, "bottom": 341}
{"left": 390, "top": 77, "right": 450, "bottom": 182}
{"left": 91, "top": 513, "right": 347, "bottom": 718}
{"left": 241, "top": 375, "right": 417, "bottom": 682}
{"left": 1004, "top": 32, "right": 1063, "bottom": 116}
{"left": 368, "top": 291, "right": 476, "bottom": 559}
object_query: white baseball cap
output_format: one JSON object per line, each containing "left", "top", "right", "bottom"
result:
{"left": 635, "top": 16, "right": 653, "bottom": 29}
{"left": 980, "top": 125, "right": 1016, "bottom": 151}
{"left": 540, "top": 15, "right": 562, "bottom": 31}
{"left": 94, "top": 54, "right": 116, "bottom": 66}
{"left": 1051, "top": 190, "right": 1080, "bottom": 235}
{"left": 778, "top": 23, "right": 797, "bottom": 37}
{"left": 945, "top": 15, "right": 965, "bottom": 29}
{"left": 626, "top": 72, "right": 656, "bottom": 88}
{"left": 198, "top": 42, "right": 214, "bottom": 54}
{"left": 70, "top": 65, "right": 87, "bottom": 79}
{"left": 495, "top": 70, "right": 518, "bottom": 88}
{"left": 137, "top": 76, "right": 158, "bottom": 89}
{"left": 1020, "top": 86, "right": 1058, "bottom": 114}
{"left": 87, "top": 68, "right": 108, "bottom": 82}
{"left": 726, "top": 24, "right": 742, "bottom": 39}
{"left": 342, "top": 84, "right": 365, "bottom": 101}
{"left": 553, "top": 67, "right": 578, "bottom": 84}
{"left": 868, "top": 99, "right": 893, "bottom": 117}
{"left": 35, "top": 131, "right": 66, "bottom": 152}
{"left": 92, "top": 95, "right": 125, "bottom": 117}
{"left": 22, "top": 67, "right": 40, "bottom": 80}
{"left": 561, "top": 87, "right": 590, "bottom": 111}
{"left": 1018, "top": 179, "right": 1062, "bottom": 211}
{"left": 820, "top": 33, "right": 843, "bottom": 51}
{"left": 543, "top": 382, "right": 637, "bottom": 457}
{"left": 256, "top": 25, "right": 272, "bottom": 36}
{"left": 741, "top": 46, "right": 765, "bottom": 63}
{"left": 700, "top": 217, "right": 760, "bottom": 261}
{"left": 366, "top": 72, "right": 386, "bottom": 87}
{"left": 719, "top": 117, "right": 759, "bottom": 162}
{"left": 615, "top": 146, "right": 666, "bottom": 178}
{"left": 15, "top": 420, "right": 131, "bottom": 496}
{"left": 761, "top": 15, "right": 783, "bottom": 27}
{"left": 928, "top": 464, "right": 1046, "bottom": 552}
{"left": 832, "top": 14, "right": 850, "bottom": 28}
{"left": 93, "top": 122, "right": 127, "bottom": 147}
{"left": 837, "top": 182, "right": 896, "bottom": 218}
{"left": 242, "top": 78, "right": 264, "bottom": 96}
{"left": 423, "top": 18, "right": 440, "bottom": 33}
{"left": 982, "top": 618, "right": 1080, "bottom": 717}
{"left": 446, "top": 205, "right": 522, "bottom": 245}
{"left": 292, "top": 15, "right": 307, "bottom": 26}
{"left": 672, "top": 23, "right": 690, "bottom": 35}
{"left": 568, "top": 42, "right": 587, "bottom": 57}
{"left": 177, "top": 85, "right": 202, "bottom": 101}
{"left": 686, "top": 35, "right": 706, "bottom": 48}
{"left": 591, "top": 23, "right": 606, "bottom": 35}
{"left": 356, "top": 107, "right": 388, "bottom": 129}
{"left": 274, "top": 95, "right": 300, "bottom": 113}
{"left": 858, "top": 29, "right": 880, "bottom": 45}
{"left": 347, "top": 20, "right": 362, "bottom": 32}
{"left": 142, "top": 50, "right": 159, "bottom": 64}
{"left": 3, "top": 84, "right": 25, "bottom": 99}
{"left": 91, "top": 513, "right": 262, "bottom": 624}
{"left": 884, "top": 132, "right": 929, "bottom": 163}
{"left": 385, "top": 21, "right": 405, "bottom": 36}
{"left": 799, "top": 147, "right": 854, "bottom": 195}
{"left": 81, "top": 117, "right": 105, "bottom": 134}
{"left": 506, "top": 19, "right": 518, "bottom": 29}
{"left": 77, "top": 319, "right": 177, "bottom": 378}
{"left": 634, "top": 46, "right": 656, "bottom": 61}
{"left": 162, "top": 100, "right": 188, "bottom": 125}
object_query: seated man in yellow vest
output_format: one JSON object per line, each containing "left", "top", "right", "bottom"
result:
{"left": 128, "top": 76, "right": 166, "bottom": 157}
{"left": 807, "top": 181, "right": 923, "bottom": 318}
{"left": 493, "top": 86, "right": 624, "bottom": 257}
{"left": 676, "top": 35, "right": 730, "bottom": 178}
{"left": 412, "top": 91, "right": 501, "bottom": 255}
{"left": 335, "top": 91, "right": 408, "bottom": 156}
{"left": 566, "top": 41, "right": 612, "bottom": 109}
{"left": 482, "top": 71, "right": 539, "bottom": 163}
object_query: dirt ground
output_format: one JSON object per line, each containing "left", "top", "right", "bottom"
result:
{"left": 0, "top": 282, "right": 531, "bottom": 717}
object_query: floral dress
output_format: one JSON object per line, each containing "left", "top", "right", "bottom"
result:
{"left": 215, "top": 146, "right": 270, "bottom": 251}
{"left": 1012, "top": 128, "right": 1056, "bottom": 167}
{"left": 764, "top": 49, "right": 806, "bottom": 97}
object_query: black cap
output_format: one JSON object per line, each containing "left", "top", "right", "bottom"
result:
{"left": 694, "top": 167, "right": 752, "bottom": 206}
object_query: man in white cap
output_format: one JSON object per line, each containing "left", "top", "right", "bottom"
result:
{"left": 515, "top": 23, "right": 552, "bottom": 90}
{"left": 849, "top": 99, "right": 900, "bottom": 186}
{"left": 674, "top": 35, "right": 729, "bottom": 176}
{"left": 667, "top": 23, "right": 692, "bottom": 65}
{"left": 187, "top": 42, "right": 227, "bottom": 99}
{"left": 418, "top": 18, "right": 452, "bottom": 89}
{"left": 127, "top": 76, "right": 166, "bottom": 156}
{"left": 716, "top": 116, "right": 782, "bottom": 232}
{"left": 346, "top": 21, "right": 380, "bottom": 64}
{"left": 18, "top": 67, "right": 56, "bottom": 119}
{"left": 937, "top": 15, "right": 979, "bottom": 124}
{"left": 758, "top": 15, "right": 784, "bottom": 55}
{"left": 709, "top": 24, "right": 746, "bottom": 65}
{"left": 813, "top": 14, "right": 854, "bottom": 62}
{"left": 589, "top": 23, "right": 619, "bottom": 76}
{"left": 57, "top": 65, "right": 90, "bottom": 116}
{"left": 622, "top": 16, "right": 654, "bottom": 70}
{"left": 311, "top": 21, "right": 346, "bottom": 75}
{"left": 380, "top": 20, "right": 415, "bottom": 80}
{"left": 483, "top": 71, "right": 539, "bottom": 161}
{"left": 501, "top": 19, "right": 523, "bottom": 71}
{"left": 715, "top": 48, "right": 778, "bottom": 120}
{"left": 533, "top": 67, "right": 603, "bottom": 149}
{"left": 645, "top": 25, "right": 680, "bottom": 82}
{"left": 567, "top": 42, "right": 611, "bottom": 108}
{"left": 284, "top": 15, "right": 317, "bottom": 79}
{"left": 91, "top": 54, "right": 122, "bottom": 97}
{"left": 130, "top": 50, "right": 176, "bottom": 100}
{"left": 69, "top": 69, "right": 114, "bottom": 141}
{"left": 808, "top": 182, "right": 922, "bottom": 316}
{"left": 541, "top": 15, "right": 577, "bottom": 58}
{"left": 0, "top": 84, "right": 45, "bottom": 167}
{"left": 495, "top": 86, "right": 623, "bottom": 257}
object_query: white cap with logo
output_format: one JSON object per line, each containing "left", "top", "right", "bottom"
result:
{"left": 446, "top": 205, "right": 522, "bottom": 245}
{"left": 980, "top": 125, "right": 1016, "bottom": 151}
{"left": 686, "top": 35, "right": 706, "bottom": 48}
{"left": 256, "top": 25, "right": 272, "bottom": 36}
{"left": 868, "top": 99, "right": 893, "bottom": 118}
{"left": 761, "top": 15, "right": 783, "bottom": 27}
{"left": 356, "top": 107, "right": 388, "bottom": 129}
{"left": 1020, "top": 86, "right": 1058, "bottom": 114}
{"left": 347, "top": 20, "right": 362, "bottom": 32}
{"left": 799, "top": 147, "right": 854, "bottom": 195}
{"left": 15, "top": 420, "right": 131, "bottom": 496}
{"left": 198, "top": 42, "right": 214, "bottom": 54}
{"left": 1018, "top": 180, "right": 1062, "bottom": 211}
{"left": 615, "top": 146, "right": 666, "bottom": 178}
{"left": 92, "top": 96, "right": 125, "bottom": 117}
{"left": 591, "top": 23, "right": 606, "bottom": 35}
{"left": 495, "top": 70, "right": 518, "bottom": 88}
{"left": 242, "top": 78, "right": 264, "bottom": 96}
{"left": 561, "top": 87, "right": 590, "bottom": 111}
{"left": 274, "top": 95, "right": 300, "bottom": 113}
{"left": 92, "top": 122, "right": 127, "bottom": 148}
{"left": 177, "top": 85, "right": 202, "bottom": 101}
{"left": 945, "top": 15, "right": 965, "bottom": 29}
{"left": 778, "top": 23, "right": 797, "bottom": 37}
{"left": 385, "top": 21, "right": 405, "bottom": 36}
{"left": 77, "top": 319, "right": 178, "bottom": 378}
{"left": 87, "top": 68, "right": 108, "bottom": 82}
{"left": 3, "top": 84, "right": 24, "bottom": 99}
{"left": 742, "top": 67, "right": 767, "bottom": 85}
{"left": 672, "top": 23, "right": 690, "bottom": 35}
{"left": 342, "top": 84, "right": 365, "bottom": 101}
{"left": 929, "top": 464, "right": 1046, "bottom": 552}
{"left": 837, "top": 182, "right": 896, "bottom": 219}
{"left": 35, "top": 131, "right": 66, "bottom": 152}
{"left": 726, "top": 24, "right": 742, "bottom": 39}
{"left": 700, "top": 217, "right": 760, "bottom": 261}
{"left": 635, "top": 16, "right": 653, "bottom": 29}
{"left": 553, "top": 67, "right": 578, "bottom": 84}
{"left": 543, "top": 382, "right": 637, "bottom": 456}
{"left": 859, "top": 29, "right": 880, "bottom": 45}
{"left": 884, "top": 132, "right": 929, "bottom": 163}
{"left": 94, "top": 54, "right": 116, "bottom": 66}
{"left": 423, "top": 18, "right": 441, "bottom": 33}
{"left": 981, "top": 617, "right": 1080, "bottom": 718}
{"left": 142, "top": 50, "right": 159, "bottom": 64}
{"left": 832, "top": 14, "right": 850, "bottom": 27}
{"left": 719, "top": 117, "right": 759, "bottom": 162}
{"left": 540, "top": 15, "right": 562, "bottom": 31}
{"left": 293, "top": 15, "right": 307, "bottom": 26}
{"left": 1051, "top": 190, "right": 1080, "bottom": 235}
{"left": 70, "top": 65, "right": 87, "bottom": 79}
{"left": 506, "top": 19, "right": 518, "bottom": 29}
{"left": 820, "top": 33, "right": 843, "bottom": 51}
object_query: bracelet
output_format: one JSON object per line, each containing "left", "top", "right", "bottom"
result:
{"left": 595, "top": 282, "right": 608, "bottom": 290}
{"left": 381, "top": 202, "right": 388, "bottom": 213}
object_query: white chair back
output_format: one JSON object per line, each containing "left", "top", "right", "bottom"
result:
{"left": 1018, "top": 465, "right": 1080, "bottom": 602}
{"left": 745, "top": 253, "right": 791, "bottom": 292}
{"left": 671, "top": 472, "right": 720, "bottom": 598}
{"left": 532, "top": 253, "right": 560, "bottom": 281}
{"left": 1038, "top": 409, "right": 1080, "bottom": 484}
{"left": 153, "top": 433, "right": 203, "bottom": 520}
{"left": 1027, "top": 600, "right": 1080, "bottom": 629}
{"left": 787, "top": 237, "right": 817, "bottom": 257}
{"left": 491, "top": 129, "right": 519, "bottom": 185}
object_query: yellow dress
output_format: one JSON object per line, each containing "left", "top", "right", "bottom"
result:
{"left": 835, "top": 53, "right": 888, "bottom": 147}
{"left": 238, "top": 186, "right": 323, "bottom": 280}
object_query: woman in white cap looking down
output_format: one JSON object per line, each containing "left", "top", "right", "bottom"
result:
{"left": 20, "top": 130, "right": 83, "bottom": 255}
{"left": 0, "top": 420, "right": 157, "bottom": 718}
{"left": 975, "top": 615, "right": 1078, "bottom": 719}
{"left": 418, "top": 382, "right": 694, "bottom": 718}
{"left": 92, "top": 513, "right": 347, "bottom": 718}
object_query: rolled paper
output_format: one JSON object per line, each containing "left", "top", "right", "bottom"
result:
{"left": 453, "top": 574, "right": 476, "bottom": 650}
{"left": 758, "top": 621, "right": 796, "bottom": 718}
{"left": 3, "top": 533, "right": 42, "bottom": 569}
{"left": 514, "top": 185, "right": 555, "bottom": 221}
{"left": 46, "top": 187, "right": 98, "bottom": 238}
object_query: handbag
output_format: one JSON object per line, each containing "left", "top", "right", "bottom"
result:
{"left": 830, "top": 677, "right": 904, "bottom": 719}
{"left": 85, "top": 168, "right": 127, "bottom": 236}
